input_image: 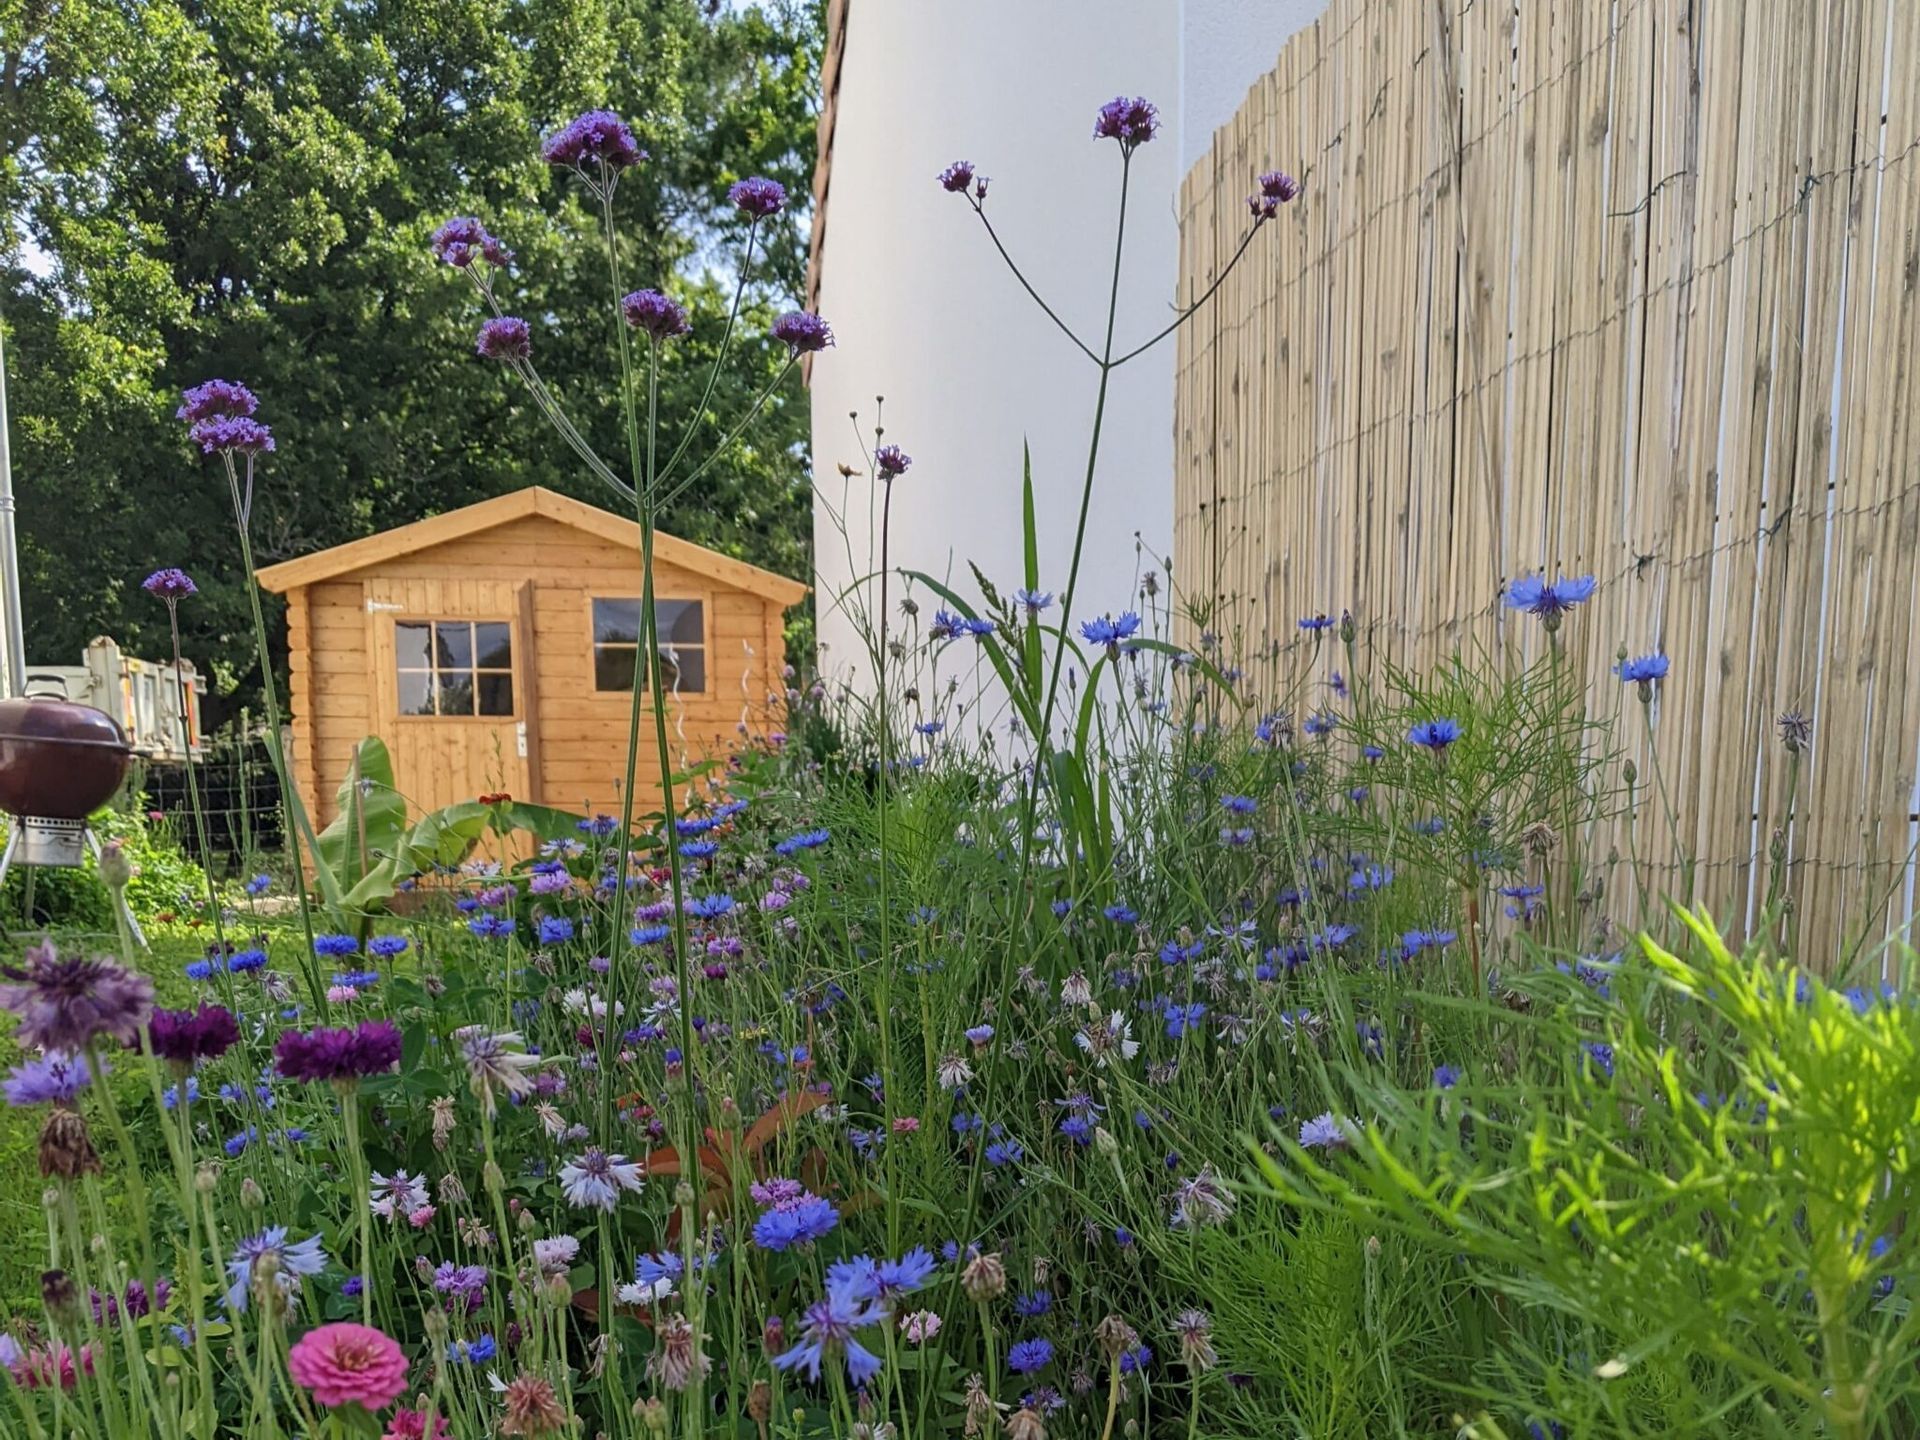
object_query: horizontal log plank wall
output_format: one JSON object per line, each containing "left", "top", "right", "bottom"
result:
{"left": 1174, "top": 0, "right": 1920, "bottom": 964}
{"left": 269, "top": 488, "right": 799, "bottom": 833}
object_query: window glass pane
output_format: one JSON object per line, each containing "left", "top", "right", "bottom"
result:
{"left": 593, "top": 598, "right": 641, "bottom": 645}
{"left": 477, "top": 673, "right": 514, "bottom": 716}
{"left": 395, "top": 623, "right": 433, "bottom": 669}
{"left": 434, "top": 621, "right": 473, "bottom": 670}
{"left": 397, "top": 670, "right": 435, "bottom": 716}
{"left": 594, "top": 646, "right": 636, "bottom": 692}
{"left": 660, "top": 600, "right": 704, "bottom": 648}
{"left": 475, "top": 622, "right": 513, "bottom": 670}
{"left": 661, "top": 645, "right": 705, "bottom": 693}
{"left": 438, "top": 675, "right": 475, "bottom": 716}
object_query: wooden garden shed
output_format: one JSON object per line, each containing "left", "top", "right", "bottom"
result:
{"left": 255, "top": 487, "right": 807, "bottom": 828}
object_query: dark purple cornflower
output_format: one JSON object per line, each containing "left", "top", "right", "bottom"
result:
{"left": 0, "top": 941, "right": 154, "bottom": 1054}
{"left": 431, "top": 216, "right": 512, "bottom": 268}
{"left": 1092, "top": 96, "right": 1160, "bottom": 151}
{"left": 728, "top": 176, "right": 787, "bottom": 217}
{"left": 176, "top": 380, "right": 258, "bottom": 424}
{"left": 147, "top": 1004, "right": 241, "bottom": 1068}
{"left": 938, "top": 160, "right": 977, "bottom": 193}
{"left": 540, "top": 110, "right": 645, "bottom": 170}
{"left": 476, "top": 316, "right": 532, "bottom": 362}
{"left": 622, "top": 290, "right": 691, "bottom": 341}
{"left": 875, "top": 445, "right": 911, "bottom": 481}
{"left": 770, "top": 312, "right": 834, "bottom": 355}
{"left": 142, "top": 568, "right": 197, "bottom": 603}
{"left": 188, "top": 416, "right": 275, "bottom": 455}
{"left": 274, "top": 1020, "right": 403, "bottom": 1084}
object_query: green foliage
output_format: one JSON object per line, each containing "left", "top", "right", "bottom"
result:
{"left": 2, "top": 0, "right": 821, "bottom": 716}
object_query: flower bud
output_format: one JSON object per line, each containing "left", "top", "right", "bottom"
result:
{"left": 97, "top": 839, "right": 134, "bottom": 890}
{"left": 960, "top": 1251, "right": 1007, "bottom": 1302}
{"left": 747, "top": 1381, "right": 772, "bottom": 1423}
{"left": 240, "top": 1177, "right": 265, "bottom": 1210}
{"left": 41, "top": 1269, "right": 78, "bottom": 1322}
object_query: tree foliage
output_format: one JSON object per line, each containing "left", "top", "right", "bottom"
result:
{"left": 1, "top": 0, "right": 820, "bottom": 718}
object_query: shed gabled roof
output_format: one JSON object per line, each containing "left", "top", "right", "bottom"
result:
{"left": 254, "top": 486, "right": 810, "bottom": 607}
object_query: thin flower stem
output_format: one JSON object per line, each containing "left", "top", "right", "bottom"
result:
{"left": 657, "top": 219, "right": 762, "bottom": 480}
{"left": 1107, "top": 222, "right": 1261, "bottom": 369}
{"left": 655, "top": 356, "right": 798, "bottom": 508}
{"left": 875, "top": 472, "right": 901, "bottom": 1254}
{"left": 970, "top": 203, "right": 1100, "bottom": 364}
{"left": 166, "top": 605, "right": 233, "bottom": 972}
{"left": 341, "top": 1090, "right": 372, "bottom": 1323}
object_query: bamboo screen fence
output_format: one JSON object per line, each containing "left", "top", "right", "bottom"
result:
{"left": 1173, "top": 0, "right": 1920, "bottom": 961}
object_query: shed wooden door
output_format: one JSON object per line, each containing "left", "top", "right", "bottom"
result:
{"left": 365, "top": 577, "right": 535, "bottom": 816}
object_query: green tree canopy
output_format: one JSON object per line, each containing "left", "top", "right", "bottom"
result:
{"left": 1, "top": 0, "right": 820, "bottom": 720}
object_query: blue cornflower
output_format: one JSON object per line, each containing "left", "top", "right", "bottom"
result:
{"left": 449, "top": 1334, "right": 497, "bottom": 1364}
{"left": 959, "top": 616, "right": 996, "bottom": 637}
{"left": 227, "top": 948, "right": 268, "bottom": 974}
{"left": 1407, "top": 718, "right": 1461, "bottom": 751}
{"left": 225, "top": 1227, "right": 328, "bottom": 1312}
{"left": 1348, "top": 864, "right": 1394, "bottom": 894}
{"left": 1304, "top": 711, "right": 1338, "bottom": 737}
{"left": 1582, "top": 1042, "right": 1615, "bottom": 1080}
{"left": 1013, "top": 1291, "right": 1053, "bottom": 1317}
{"left": 678, "top": 840, "right": 718, "bottom": 861}
{"left": 984, "top": 1138, "right": 1024, "bottom": 1168}
{"left": 870, "top": 1248, "right": 937, "bottom": 1301}
{"left": 1361, "top": 743, "right": 1384, "bottom": 760}
{"left": 1505, "top": 572, "right": 1596, "bottom": 619}
{"left": 1119, "top": 1344, "right": 1152, "bottom": 1374}
{"left": 184, "top": 958, "right": 222, "bottom": 982}
{"left": 1298, "top": 1112, "right": 1348, "bottom": 1150}
{"left": 161, "top": 1077, "right": 202, "bottom": 1110}
{"left": 579, "top": 814, "right": 619, "bottom": 838}
{"left": 1310, "top": 923, "right": 1358, "bottom": 951}
{"left": 1159, "top": 939, "right": 1204, "bottom": 967}
{"left": 536, "top": 916, "right": 576, "bottom": 946}
{"left": 1219, "top": 794, "right": 1256, "bottom": 815}
{"left": 1411, "top": 816, "right": 1446, "bottom": 835}
{"left": 1432, "top": 1064, "right": 1462, "bottom": 1090}
{"left": 1059, "top": 1115, "right": 1093, "bottom": 1146}
{"left": 774, "top": 828, "right": 830, "bottom": 857}
{"left": 1079, "top": 612, "right": 1142, "bottom": 649}
{"left": 914, "top": 720, "right": 944, "bottom": 737}
{"left": 629, "top": 924, "right": 671, "bottom": 946}
{"left": 245, "top": 875, "right": 272, "bottom": 896}
{"left": 1298, "top": 614, "right": 1334, "bottom": 633}
{"left": 367, "top": 935, "right": 408, "bottom": 958}
{"left": 1051, "top": 899, "right": 1073, "bottom": 918}
{"left": 752, "top": 1193, "right": 839, "bottom": 1251}
{"left": 1103, "top": 904, "right": 1139, "bottom": 925}
{"left": 686, "top": 894, "right": 736, "bottom": 919}
{"left": 1013, "top": 588, "right": 1054, "bottom": 615}
{"left": 773, "top": 1278, "right": 886, "bottom": 1386}
{"left": 1164, "top": 1001, "right": 1208, "bottom": 1038}
{"left": 331, "top": 970, "right": 380, "bottom": 989}
{"left": 1618, "top": 653, "right": 1670, "bottom": 697}
{"left": 313, "top": 934, "right": 358, "bottom": 957}
{"left": 469, "top": 915, "right": 515, "bottom": 939}
{"left": 1007, "top": 1338, "right": 1054, "bottom": 1375}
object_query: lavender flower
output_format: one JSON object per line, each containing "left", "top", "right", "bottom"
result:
{"left": 1092, "top": 96, "right": 1160, "bottom": 151}
{"left": 0, "top": 942, "right": 154, "bottom": 1053}
{"left": 4, "top": 1053, "right": 96, "bottom": 1107}
{"left": 770, "top": 311, "right": 834, "bottom": 355}
{"left": 188, "top": 416, "right": 275, "bottom": 455}
{"left": 622, "top": 290, "right": 691, "bottom": 341}
{"left": 273, "top": 1021, "right": 403, "bottom": 1084}
{"left": 476, "top": 316, "right": 532, "bottom": 362}
{"left": 142, "top": 569, "right": 197, "bottom": 602}
{"left": 875, "top": 445, "right": 912, "bottom": 481}
{"left": 728, "top": 176, "right": 787, "bottom": 217}
{"left": 540, "top": 110, "right": 645, "bottom": 170}
{"left": 176, "top": 380, "right": 258, "bottom": 423}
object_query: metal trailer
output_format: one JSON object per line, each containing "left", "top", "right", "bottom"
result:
{"left": 26, "top": 636, "right": 206, "bottom": 764}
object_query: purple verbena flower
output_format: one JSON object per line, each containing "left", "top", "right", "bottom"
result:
{"left": 875, "top": 445, "right": 911, "bottom": 481}
{"left": 176, "top": 380, "right": 258, "bottom": 424}
{"left": 476, "top": 316, "right": 531, "bottom": 362}
{"left": 1093, "top": 96, "right": 1160, "bottom": 151}
{"left": 938, "top": 161, "right": 977, "bottom": 193}
{"left": 771, "top": 312, "right": 834, "bottom": 355}
{"left": 622, "top": 290, "right": 691, "bottom": 341}
{"left": 142, "top": 569, "right": 197, "bottom": 602}
{"left": 188, "top": 417, "right": 275, "bottom": 455}
{"left": 728, "top": 176, "right": 787, "bottom": 217}
{"left": 541, "top": 110, "right": 644, "bottom": 170}
{"left": 430, "top": 216, "right": 512, "bottom": 269}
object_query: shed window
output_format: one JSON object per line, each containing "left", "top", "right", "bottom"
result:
{"left": 592, "top": 598, "right": 706, "bottom": 694}
{"left": 395, "top": 621, "right": 514, "bottom": 717}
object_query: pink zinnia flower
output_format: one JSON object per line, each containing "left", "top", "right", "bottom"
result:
{"left": 287, "top": 1322, "right": 409, "bottom": 1409}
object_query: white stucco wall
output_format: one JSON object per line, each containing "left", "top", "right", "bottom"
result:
{"left": 808, "top": 0, "right": 1327, "bottom": 707}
